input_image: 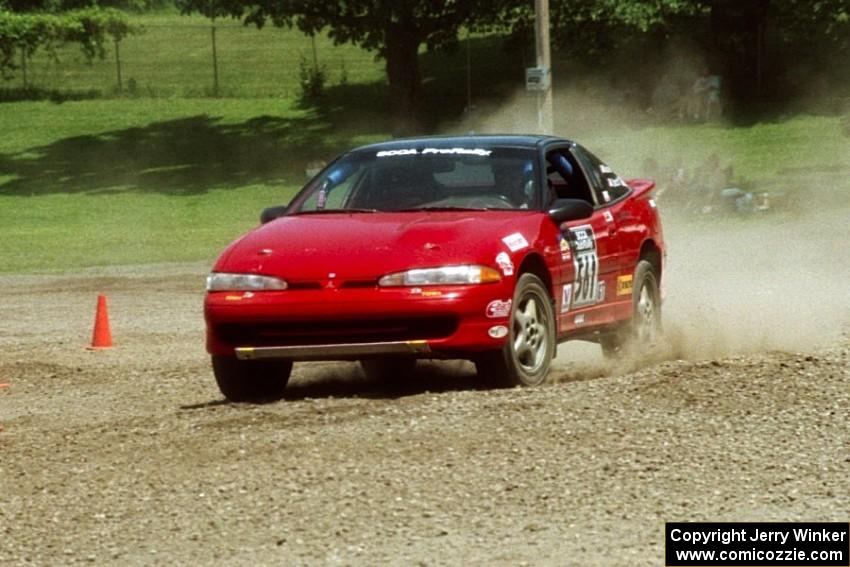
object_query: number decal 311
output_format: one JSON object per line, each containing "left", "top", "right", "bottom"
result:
{"left": 566, "top": 225, "right": 599, "bottom": 308}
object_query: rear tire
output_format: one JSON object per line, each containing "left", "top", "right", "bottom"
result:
{"left": 212, "top": 355, "right": 292, "bottom": 402}
{"left": 600, "top": 259, "right": 661, "bottom": 358}
{"left": 475, "top": 273, "right": 555, "bottom": 387}
{"left": 360, "top": 358, "right": 417, "bottom": 382}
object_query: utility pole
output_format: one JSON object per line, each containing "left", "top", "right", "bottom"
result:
{"left": 211, "top": 19, "right": 220, "bottom": 96}
{"left": 114, "top": 39, "right": 123, "bottom": 93}
{"left": 534, "top": 0, "right": 554, "bottom": 134}
{"left": 466, "top": 29, "right": 472, "bottom": 113}
{"left": 20, "top": 46, "right": 28, "bottom": 89}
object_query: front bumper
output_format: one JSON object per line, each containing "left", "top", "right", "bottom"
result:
{"left": 235, "top": 340, "right": 431, "bottom": 361}
{"left": 205, "top": 284, "right": 513, "bottom": 359}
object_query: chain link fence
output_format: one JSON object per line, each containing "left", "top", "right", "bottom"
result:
{"left": 5, "top": 16, "right": 386, "bottom": 99}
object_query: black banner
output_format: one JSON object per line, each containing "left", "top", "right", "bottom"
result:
{"left": 666, "top": 522, "right": 849, "bottom": 566}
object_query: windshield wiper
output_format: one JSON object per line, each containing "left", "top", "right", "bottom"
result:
{"left": 293, "top": 208, "right": 379, "bottom": 215}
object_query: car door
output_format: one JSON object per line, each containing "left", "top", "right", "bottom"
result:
{"left": 544, "top": 145, "right": 619, "bottom": 333}
{"left": 573, "top": 145, "right": 638, "bottom": 320}
{"left": 572, "top": 144, "right": 633, "bottom": 262}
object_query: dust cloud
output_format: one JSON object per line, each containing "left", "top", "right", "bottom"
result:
{"left": 660, "top": 205, "right": 850, "bottom": 359}
{"left": 442, "top": 83, "right": 850, "bottom": 367}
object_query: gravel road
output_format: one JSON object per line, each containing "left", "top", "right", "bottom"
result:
{"left": 2, "top": 209, "right": 849, "bottom": 566}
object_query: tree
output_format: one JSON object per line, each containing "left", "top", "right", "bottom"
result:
{"left": 0, "top": 12, "right": 60, "bottom": 80}
{"left": 0, "top": 8, "right": 138, "bottom": 82}
{"left": 506, "top": 0, "right": 701, "bottom": 56}
{"left": 3, "top": 0, "right": 94, "bottom": 10}
{"left": 534, "top": 0, "right": 849, "bottom": 104}
{"left": 706, "top": 0, "right": 849, "bottom": 98}
{"left": 3, "top": 0, "right": 170, "bottom": 10}
{"left": 176, "top": 0, "right": 511, "bottom": 132}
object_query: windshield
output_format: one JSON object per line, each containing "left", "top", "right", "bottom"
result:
{"left": 291, "top": 146, "right": 540, "bottom": 213}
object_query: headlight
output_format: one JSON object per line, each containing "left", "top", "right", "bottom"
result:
{"left": 378, "top": 265, "right": 501, "bottom": 287}
{"left": 206, "top": 273, "right": 288, "bottom": 291}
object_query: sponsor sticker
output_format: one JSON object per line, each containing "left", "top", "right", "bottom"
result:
{"left": 421, "top": 147, "right": 492, "bottom": 156}
{"left": 607, "top": 176, "right": 626, "bottom": 188}
{"left": 502, "top": 232, "right": 529, "bottom": 252}
{"left": 570, "top": 228, "right": 593, "bottom": 251}
{"left": 603, "top": 210, "right": 614, "bottom": 222}
{"left": 597, "top": 281, "right": 606, "bottom": 302}
{"left": 495, "top": 251, "right": 515, "bottom": 276}
{"left": 561, "top": 284, "right": 572, "bottom": 313}
{"left": 486, "top": 299, "right": 512, "bottom": 319}
{"left": 574, "top": 313, "right": 585, "bottom": 325}
{"left": 600, "top": 164, "right": 613, "bottom": 174}
{"left": 225, "top": 292, "right": 254, "bottom": 301}
{"left": 559, "top": 235, "right": 571, "bottom": 261}
{"left": 377, "top": 148, "right": 493, "bottom": 158}
{"left": 617, "top": 274, "right": 634, "bottom": 296}
{"left": 376, "top": 149, "right": 418, "bottom": 157}
{"left": 410, "top": 287, "right": 442, "bottom": 297}
{"left": 602, "top": 190, "right": 611, "bottom": 202}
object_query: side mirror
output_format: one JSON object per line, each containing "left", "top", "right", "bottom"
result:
{"left": 260, "top": 205, "right": 288, "bottom": 224}
{"left": 548, "top": 198, "right": 594, "bottom": 224}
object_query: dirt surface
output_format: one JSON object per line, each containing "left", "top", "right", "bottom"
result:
{"left": 2, "top": 210, "right": 850, "bottom": 566}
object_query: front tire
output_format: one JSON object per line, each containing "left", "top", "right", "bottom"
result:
{"left": 475, "top": 273, "right": 555, "bottom": 387}
{"left": 212, "top": 355, "right": 292, "bottom": 402}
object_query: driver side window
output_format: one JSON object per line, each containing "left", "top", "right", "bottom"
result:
{"left": 575, "top": 147, "right": 630, "bottom": 204}
{"left": 546, "top": 149, "right": 595, "bottom": 206}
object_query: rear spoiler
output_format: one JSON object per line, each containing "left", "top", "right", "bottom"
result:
{"left": 625, "top": 178, "right": 656, "bottom": 200}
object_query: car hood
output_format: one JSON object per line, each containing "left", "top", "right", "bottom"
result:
{"left": 215, "top": 211, "right": 541, "bottom": 281}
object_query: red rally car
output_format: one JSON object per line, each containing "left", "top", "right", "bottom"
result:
{"left": 205, "top": 135, "right": 665, "bottom": 401}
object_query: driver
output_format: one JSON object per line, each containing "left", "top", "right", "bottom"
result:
{"left": 494, "top": 160, "right": 535, "bottom": 208}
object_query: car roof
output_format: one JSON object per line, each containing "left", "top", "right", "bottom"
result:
{"left": 353, "top": 134, "right": 571, "bottom": 153}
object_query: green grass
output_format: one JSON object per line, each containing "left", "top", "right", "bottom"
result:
{"left": 1, "top": 97, "right": 848, "bottom": 273}
{"left": 0, "top": 97, "right": 393, "bottom": 272}
{"left": 1, "top": 186, "right": 283, "bottom": 270}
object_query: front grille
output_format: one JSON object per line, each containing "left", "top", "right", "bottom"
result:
{"left": 217, "top": 316, "right": 458, "bottom": 347}
{"left": 339, "top": 279, "right": 377, "bottom": 289}
{"left": 285, "top": 281, "right": 323, "bottom": 290}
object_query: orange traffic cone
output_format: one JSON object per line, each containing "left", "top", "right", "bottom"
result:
{"left": 88, "top": 294, "right": 113, "bottom": 350}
